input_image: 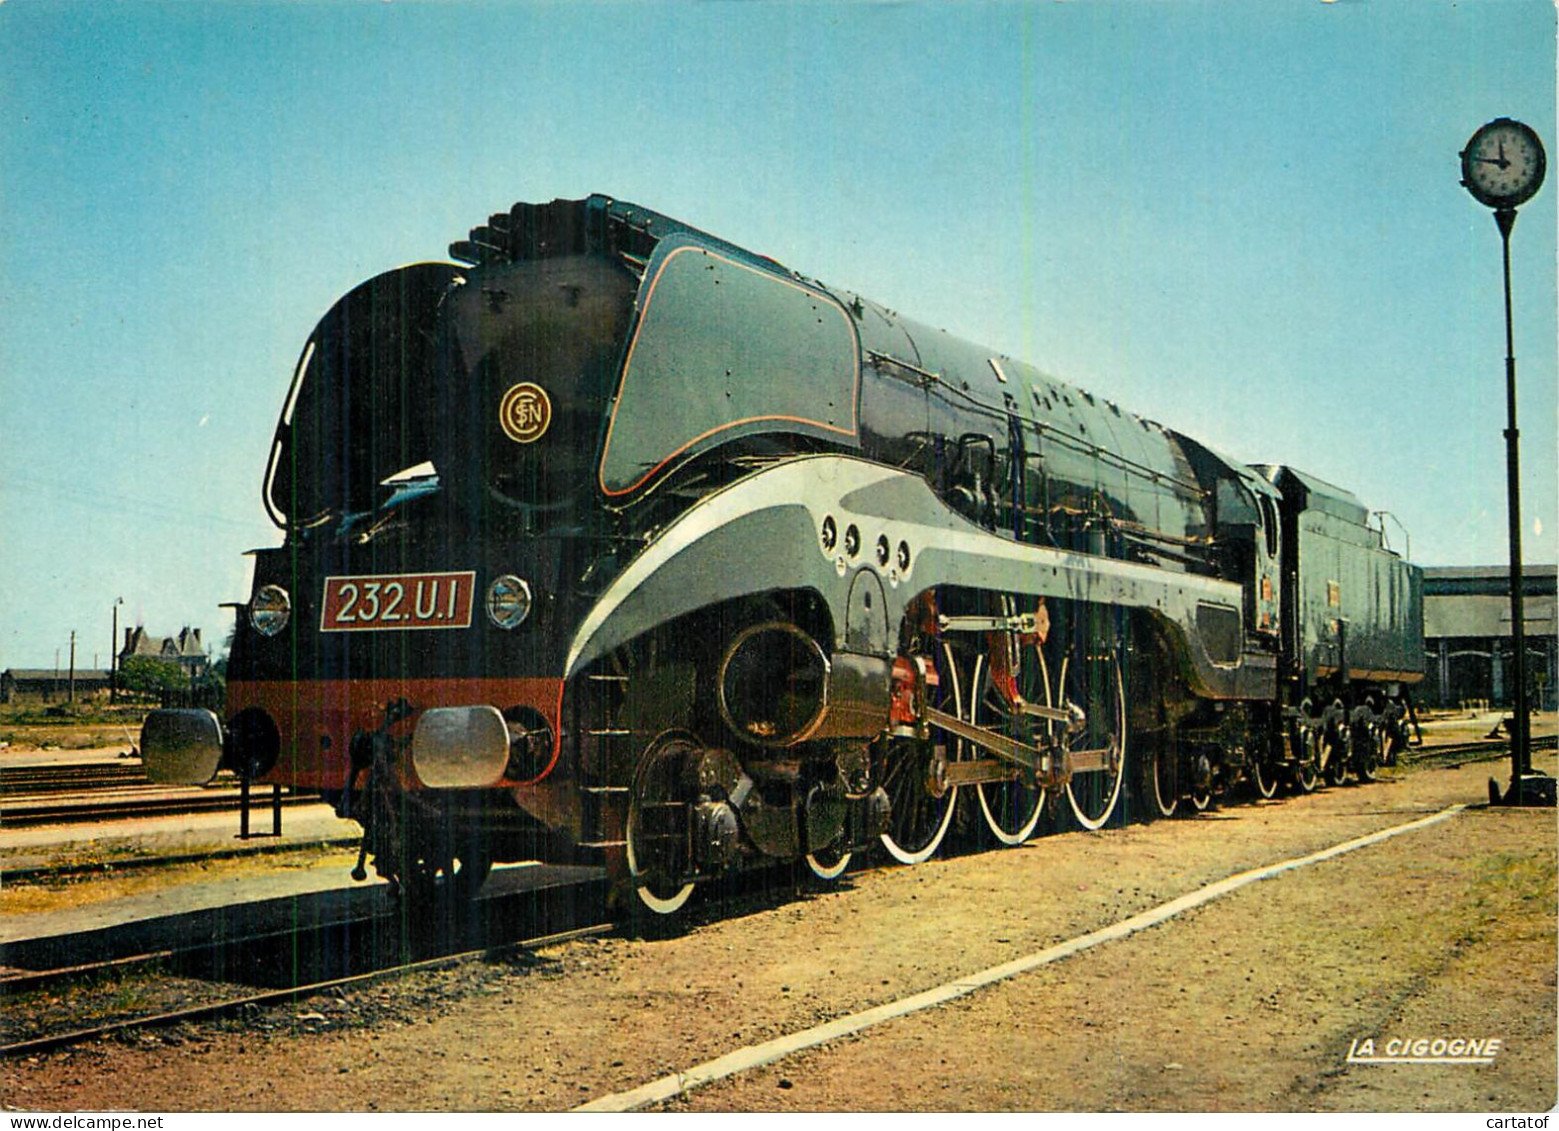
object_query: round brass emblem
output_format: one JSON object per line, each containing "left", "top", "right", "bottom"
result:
{"left": 498, "top": 382, "right": 552, "bottom": 444}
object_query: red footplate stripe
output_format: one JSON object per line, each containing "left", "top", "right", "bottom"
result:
{"left": 227, "top": 677, "right": 564, "bottom": 788}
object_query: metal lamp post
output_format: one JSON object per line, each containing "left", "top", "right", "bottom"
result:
{"left": 110, "top": 597, "right": 124, "bottom": 704}
{"left": 1459, "top": 117, "right": 1552, "bottom": 806}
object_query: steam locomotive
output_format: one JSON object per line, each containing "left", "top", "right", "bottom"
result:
{"left": 142, "top": 195, "right": 1424, "bottom": 915}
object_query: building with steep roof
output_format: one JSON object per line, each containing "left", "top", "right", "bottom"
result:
{"left": 119, "top": 626, "right": 208, "bottom": 680}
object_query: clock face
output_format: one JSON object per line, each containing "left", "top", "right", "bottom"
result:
{"left": 1461, "top": 118, "right": 1547, "bottom": 209}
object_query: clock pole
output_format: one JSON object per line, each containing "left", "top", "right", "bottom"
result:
{"left": 1494, "top": 204, "right": 1532, "bottom": 798}
{"left": 1459, "top": 117, "right": 1550, "bottom": 807}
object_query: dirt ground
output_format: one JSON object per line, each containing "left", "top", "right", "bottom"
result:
{"left": 2, "top": 729, "right": 1555, "bottom": 1114}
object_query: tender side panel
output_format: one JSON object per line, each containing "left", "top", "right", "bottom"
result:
{"left": 1296, "top": 513, "right": 1425, "bottom": 683}
{"left": 1264, "top": 464, "right": 1425, "bottom": 687}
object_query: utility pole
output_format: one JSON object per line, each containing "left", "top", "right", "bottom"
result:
{"left": 68, "top": 631, "right": 76, "bottom": 705}
{"left": 111, "top": 598, "right": 123, "bottom": 705}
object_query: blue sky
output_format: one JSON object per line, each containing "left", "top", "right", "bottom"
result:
{"left": 2, "top": 0, "right": 1554, "bottom": 670}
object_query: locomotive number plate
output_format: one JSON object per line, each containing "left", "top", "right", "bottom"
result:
{"left": 320, "top": 571, "right": 476, "bottom": 632}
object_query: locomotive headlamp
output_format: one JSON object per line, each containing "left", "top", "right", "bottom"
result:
{"left": 486, "top": 574, "right": 533, "bottom": 630}
{"left": 249, "top": 584, "right": 291, "bottom": 637}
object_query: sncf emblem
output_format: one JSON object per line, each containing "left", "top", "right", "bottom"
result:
{"left": 499, "top": 382, "right": 552, "bottom": 443}
{"left": 320, "top": 572, "right": 475, "bottom": 632}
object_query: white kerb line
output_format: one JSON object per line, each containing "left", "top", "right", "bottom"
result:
{"left": 574, "top": 803, "right": 1467, "bottom": 1113}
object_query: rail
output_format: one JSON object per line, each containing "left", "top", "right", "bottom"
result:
{"left": 0, "top": 871, "right": 611, "bottom": 1058}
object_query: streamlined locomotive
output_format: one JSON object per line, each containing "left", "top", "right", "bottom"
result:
{"left": 143, "top": 195, "right": 1424, "bottom": 915}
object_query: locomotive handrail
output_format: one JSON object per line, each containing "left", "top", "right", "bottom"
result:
{"left": 871, "top": 345, "right": 1209, "bottom": 501}
{"left": 865, "top": 348, "right": 943, "bottom": 388}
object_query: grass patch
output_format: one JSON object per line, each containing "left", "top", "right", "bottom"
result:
{"left": 0, "top": 702, "right": 152, "bottom": 727}
{"left": 1470, "top": 849, "right": 1557, "bottom": 905}
{"left": 0, "top": 704, "right": 147, "bottom": 749}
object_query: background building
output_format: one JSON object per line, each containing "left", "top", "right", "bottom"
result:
{"left": 1422, "top": 565, "right": 1557, "bottom": 711}
{"left": 118, "top": 626, "right": 208, "bottom": 681}
{"left": 0, "top": 669, "right": 113, "bottom": 704}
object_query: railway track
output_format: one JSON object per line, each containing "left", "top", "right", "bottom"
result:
{"left": 0, "top": 757, "right": 320, "bottom": 827}
{"left": 0, "top": 866, "right": 611, "bottom": 1058}
{"left": 1, "top": 782, "right": 319, "bottom": 827}
{"left": 0, "top": 762, "right": 147, "bottom": 795}
{"left": 1405, "top": 732, "right": 1557, "bottom": 764}
{"left": 0, "top": 923, "right": 616, "bottom": 1061}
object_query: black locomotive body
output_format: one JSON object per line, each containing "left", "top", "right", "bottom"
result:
{"left": 142, "top": 195, "right": 1424, "bottom": 913}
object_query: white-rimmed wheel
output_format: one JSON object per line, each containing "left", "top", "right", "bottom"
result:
{"left": 1380, "top": 707, "right": 1406, "bottom": 769}
{"left": 624, "top": 734, "right": 698, "bottom": 916}
{"left": 1142, "top": 732, "right": 1180, "bottom": 819}
{"left": 1352, "top": 706, "right": 1383, "bottom": 783}
{"left": 1381, "top": 702, "right": 1409, "bottom": 767}
{"left": 879, "top": 640, "right": 963, "bottom": 864}
{"left": 1322, "top": 722, "right": 1349, "bottom": 787}
{"left": 1291, "top": 724, "right": 1320, "bottom": 794}
{"left": 1060, "top": 615, "right": 1127, "bottom": 831}
{"left": 972, "top": 600, "right": 1048, "bottom": 845}
{"left": 804, "top": 844, "right": 852, "bottom": 881}
{"left": 1250, "top": 754, "right": 1281, "bottom": 800}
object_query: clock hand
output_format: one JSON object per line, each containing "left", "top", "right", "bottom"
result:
{"left": 1475, "top": 155, "right": 1510, "bottom": 168}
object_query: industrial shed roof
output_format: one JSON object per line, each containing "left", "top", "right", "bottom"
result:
{"left": 1424, "top": 593, "right": 1557, "bottom": 640}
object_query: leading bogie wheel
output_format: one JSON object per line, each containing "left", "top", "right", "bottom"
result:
{"left": 1380, "top": 720, "right": 1402, "bottom": 768}
{"left": 804, "top": 843, "right": 853, "bottom": 881}
{"left": 626, "top": 802, "right": 695, "bottom": 915}
{"left": 625, "top": 735, "right": 698, "bottom": 916}
{"left": 1322, "top": 727, "right": 1349, "bottom": 787}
